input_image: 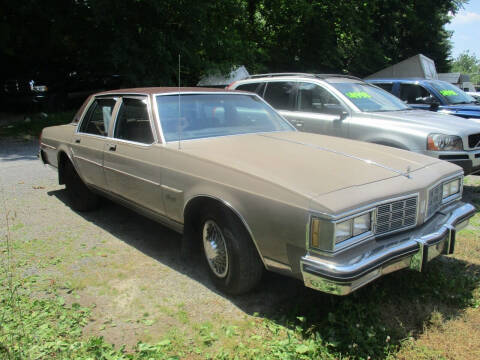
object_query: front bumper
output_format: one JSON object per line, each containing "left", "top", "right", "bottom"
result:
{"left": 422, "top": 149, "right": 480, "bottom": 175}
{"left": 300, "top": 201, "right": 475, "bottom": 295}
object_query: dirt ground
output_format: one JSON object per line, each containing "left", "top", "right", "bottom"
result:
{"left": 0, "top": 137, "right": 309, "bottom": 349}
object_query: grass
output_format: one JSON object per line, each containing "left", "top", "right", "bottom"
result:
{"left": 0, "top": 111, "right": 75, "bottom": 138}
{"left": 1, "top": 178, "right": 479, "bottom": 358}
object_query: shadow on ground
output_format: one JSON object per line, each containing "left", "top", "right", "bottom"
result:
{"left": 48, "top": 186, "right": 480, "bottom": 359}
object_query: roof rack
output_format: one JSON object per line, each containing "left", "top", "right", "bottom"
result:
{"left": 247, "top": 73, "right": 317, "bottom": 79}
{"left": 315, "top": 74, "right": 362, "bottom": 81}
{"left": 247, "top": 72, "right": 362, "bottom": 81}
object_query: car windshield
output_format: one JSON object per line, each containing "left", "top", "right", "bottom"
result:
{"left": 157, "top": 93, "right": 294, "bottom": 142}
{"left": 331, "top": 82, "right": 410, "bottom": 112}
{"left": 430, "top": 80, "right": 477, "bottom": 105}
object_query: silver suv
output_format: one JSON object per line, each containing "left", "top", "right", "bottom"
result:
{"left": 228, "top": 73, "right": 480, "bottom": 175}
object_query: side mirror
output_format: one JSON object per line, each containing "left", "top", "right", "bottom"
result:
{"left": 429, "top": 102, "right": 439, "bottom": 112}
{"left": 333, "top": 111, "right": 348, "bottom": 127}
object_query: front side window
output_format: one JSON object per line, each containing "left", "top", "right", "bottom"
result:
{"left": 297, "top": 82, "right": 343, "bottom": 115}
{"left": 114, "top": 98, "right": 154, "bottom": 144}
{"left": 157, "top": 93, "right": 294, "bottom": 142}
{"left": 399, "top": 84, "right": 435, "bottom": 104}
{"left": 374, "top": 83, "right": 394, "bottom": 93}
{"left": 79, "top": 98, "right": 117, "bottom": 136}
{"left": 263, "top": 81, "right": 296, "bottom": 110}
{"left": 430, "top": 80, "right": 476, "bottom": 105}
{"left": 331, "top": 82, "right": 409, "bottom": 112}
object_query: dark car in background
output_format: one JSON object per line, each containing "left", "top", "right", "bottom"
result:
{"left": 366, "top": 78, "right": 480, "bottom": 120}
{"left": 0, "top": 70, "right": 124, "bottom": 111}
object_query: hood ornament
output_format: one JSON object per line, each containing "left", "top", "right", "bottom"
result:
{"left": 406, "top": 166, "right": 411, "bottom": 179}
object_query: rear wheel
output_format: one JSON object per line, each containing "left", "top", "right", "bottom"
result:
{"left": 200, "top": 206, "right": 263, "bottom": 294}
{"left": 64, "top": 161, "right": 99, "bottom": 211}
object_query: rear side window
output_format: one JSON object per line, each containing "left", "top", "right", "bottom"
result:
{"left": 114, "top": 98, "right": 154, "bottom": 144}
{"left": 263, "top": 81, "right": 296, "bottom": 110}
{"left": 399, "top": 84, "right": 434, "bottom": 104}
{"left": 79, "top": 98, "right": 117, "bottom": 136}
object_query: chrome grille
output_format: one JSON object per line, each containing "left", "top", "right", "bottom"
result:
{"left": 427, "top": 183, "right": 443, "bottom": 218}
{"left": 376, "top": 197, "right": 417, "bottom": 235}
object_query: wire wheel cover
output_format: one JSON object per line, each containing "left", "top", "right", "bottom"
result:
{"left": 202, "top": 220, "right": 229, "bottom": 278}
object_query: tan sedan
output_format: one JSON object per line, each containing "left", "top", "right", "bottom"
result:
{"left": 39, "top": 87, "right": 475, "bottom": 295}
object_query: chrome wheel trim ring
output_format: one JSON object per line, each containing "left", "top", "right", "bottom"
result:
{"left": 202, "top": 219, "right": 229, "bottom": 278}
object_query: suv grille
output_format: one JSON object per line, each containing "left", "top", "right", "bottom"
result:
{"left": 468, "top": 133, "right": 480, "bottom": 149}
{"left": 427, "top": 183, "right": 443, "bottom": 218}
{"left": 376, "top": 197, "right": 417, "bottom": 235}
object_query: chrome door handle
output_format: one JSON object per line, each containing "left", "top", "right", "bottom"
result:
{"left": 108, "top": 144, "right": 116, "bottom": 151}
{"left": 75, "top": 139, "right": 81, "bottom": 143}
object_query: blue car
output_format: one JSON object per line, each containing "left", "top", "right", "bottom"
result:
{"left": 366, "top": 78, "right": 480, "bottom": 119}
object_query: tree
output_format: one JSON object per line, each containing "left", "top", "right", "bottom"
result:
{"left": 451, "top": 51, "right": 480, "bottom": 85}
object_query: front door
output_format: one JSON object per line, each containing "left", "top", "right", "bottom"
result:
{"left": 289, "top": 82, "right": 348, "bottom": 137}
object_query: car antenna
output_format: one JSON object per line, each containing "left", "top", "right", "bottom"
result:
{"left": 178, "top": 54, "right": 182, "bottom": 150}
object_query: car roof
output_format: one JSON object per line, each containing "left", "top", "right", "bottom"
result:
{"left": 95, "top": 87, "right": 235, "bottom": 96}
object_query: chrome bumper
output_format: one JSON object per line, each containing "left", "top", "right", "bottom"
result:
{"left": 300, "top": 202, "right": 476, "bottom": 295}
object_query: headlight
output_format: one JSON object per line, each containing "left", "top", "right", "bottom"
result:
{"left": 442, "top": 178, "right": 461, "bottom": 199}
{"left": 427, "top": 134, "right": 463, "bottom": 151}
{"left": 334, "top": 212, "right": 373, "bottom": 245}
{"left": 310, "top": 211, "right": 373, "bottom": 251}
{"left": 33, "top": 85, "right": 48, "bottom": 92}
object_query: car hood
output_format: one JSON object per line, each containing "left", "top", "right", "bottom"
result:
{"left": 368, "top": 109, "right": 480, "bottom": 134}
{"left": 172, "top": 131, "right": 442, "bottom": 200}
{"left": 439, "top": 104, "right": 480, "bottom": 119}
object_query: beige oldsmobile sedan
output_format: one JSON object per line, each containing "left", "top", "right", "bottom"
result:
{"left": 40, "top": 87, "right": 475, "bottom": 295}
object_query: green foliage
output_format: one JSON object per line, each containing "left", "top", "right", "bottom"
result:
{"left": 0, "top": 0, "right": 467, "bottom": 83}
{"left": 451, "top": 50, "right": 480, "bottom": 85}
{"left": 0, "top": 111, "right": 75, "bottom": 138}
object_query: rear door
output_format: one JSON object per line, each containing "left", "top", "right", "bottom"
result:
{"left": 71, "top": 97, "right": 118, "bottom": 188}
{"left": 103, "top": 96, "right": 165, "bottom": 215}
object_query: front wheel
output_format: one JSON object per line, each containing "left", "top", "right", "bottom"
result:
{"left": 200, "top": 206, "right": 263, "bottom": 295}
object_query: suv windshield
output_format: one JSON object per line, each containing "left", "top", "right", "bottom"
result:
{"left": 157, "top": 93, "right": 294, "bottom": 142}
{"left": 430, "top": 80, "right": 476, "bottom": 105}
{"left": 331, "top": 82, "right": 409, "bottom": 112}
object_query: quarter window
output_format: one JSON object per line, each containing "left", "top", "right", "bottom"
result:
{"left": 399, "top": 84, "right": 434, "bottom": 104}
{"left": 297, "top": 82, "right": 343, "bottom": 115}
{"left": 263, "top": 81, "right": 296, "bottom": 110}
{"left": 236, "top": 82, "right": 262, "bottom": 94}
{"left": 114, "top": 98, "right": 154, "bottom": 144}
{"left": 79, "top": 98, "right": 117, "bottom": 136}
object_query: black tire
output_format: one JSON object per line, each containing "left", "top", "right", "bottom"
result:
{"left": 199, "top": 206, "right": 263, "bottom": 295}
{"left": 64, "top": 161, "right": 99, "bottom": 211}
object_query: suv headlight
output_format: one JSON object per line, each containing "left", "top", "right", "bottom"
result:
{"left": 427, "top": 134, "right": 463, "bottom": 151}
{"left": 33, "top": 85, "right": 48, "bottom": 92}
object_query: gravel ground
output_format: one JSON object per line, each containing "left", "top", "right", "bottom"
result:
{"left": 0, "top": 137, "right": 308, "bottom": 348}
